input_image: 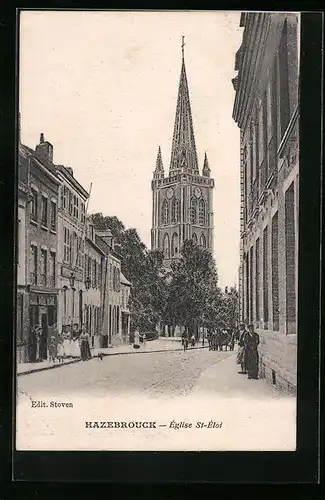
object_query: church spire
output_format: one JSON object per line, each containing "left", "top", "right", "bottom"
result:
{"left": 202, "top": 151, "right": 211, "bottom": 177}
{"left": 169, "top": 37, "right": 199, "bottom": 176}
{"left": 153, "top": 145, "right": 164, "bottom": 179}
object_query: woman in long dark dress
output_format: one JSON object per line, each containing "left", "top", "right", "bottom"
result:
{"left": 243, "top": 324, "right": 260, "bottom": 379}
{"left": 80, "top": 330, "right": 92, "bottom": 361}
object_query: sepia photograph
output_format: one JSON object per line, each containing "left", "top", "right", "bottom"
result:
{"left": 16, "top": 10, "right": 300, "bottom": 452}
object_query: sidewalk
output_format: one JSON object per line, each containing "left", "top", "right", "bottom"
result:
{"left": 17, "top": 338, "right": 207, "bottom": 376}
{"left": 192, "top": 351, "right": 293, "bottom": 399}
{"left": 190, "top": 353, "right": 296, "bottom": 451}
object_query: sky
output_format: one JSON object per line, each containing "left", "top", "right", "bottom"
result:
{"left": 20, "top": 10, "right": 244, "bottom": 289}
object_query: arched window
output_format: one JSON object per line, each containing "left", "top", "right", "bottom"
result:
{"left": 171, "top": 197, "right": 179, "bottom": 223}
{"left": 162, "top": 200, "right": 169, "bottom": 225}
{"left": 199, "top": 198, "right": 206, "bottom": 225}
{"left": 163, "top": 233, "right": 170, "bottom": 259}
{"left": 192, "top": 233, "right": 198, "bottom": 245}
{"left": 171, "top": 233, "right": 178, "bottom": 257}
{"left": 190, "top": 197, "right": 197, "bottom": 224}
{"left": 200, "top": 233, "right": 206, "bottom": 248}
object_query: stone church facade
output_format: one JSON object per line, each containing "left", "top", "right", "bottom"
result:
{"left": 151, "top": 44, "right": 214, "bottom": 265}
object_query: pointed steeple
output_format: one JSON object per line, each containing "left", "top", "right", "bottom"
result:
{"left": 153, "top": 145, "right": 164, "bottom": 179}
{"left": 202, "top": 151, "right": 211, "bottom": 177}
{"left": 169, "top": 38, "right": 199, "bottom": 176}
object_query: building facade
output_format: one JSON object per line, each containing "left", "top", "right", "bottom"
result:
{"left": 55, "top": 159, "right": 89, "bottom": 336}
{"left": 84, "top": 219, "right": 104, "bottom": 348}
{"left": 93, "top": 227, "right": 132, "bottom": 347}
{"left": 16, "top": 144, "right": 30, "bottom": 362}
{"left": 232, "top": 13, "right": 300, "bottom": 392}
{"left": 20, "top": 136, "right": 61, "bottom": 362}
{"left": 151, "top": 43, "right": 214, "bottom": 265}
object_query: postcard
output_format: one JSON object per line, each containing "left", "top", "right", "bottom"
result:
{"left": 16, "top": 10, "right": 300, "bottom": 452}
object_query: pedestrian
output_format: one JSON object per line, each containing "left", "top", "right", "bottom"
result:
{"left": 63, "top": 327, "right": 71, "bottom": 358}
{"left": 191, "top": 334, "right": 195, "bottom": 348}
{"left": 48, "top": 335, "right": 57, "bottom": 362}
{"left": 80, "top": 330, "right": 92, "bottom": 360}
{"left": 133, "top": 330, "right": 140, "bottom": 350}
{"left": 142, "top": 332, "right": 147, "bottom": 348}
{"left": 229, "top": 329, "right": 235, "bottom": 351}
{"left": 237, "top": 325, "right": 248, "bottom": 374}
{"left": 57, "top": 334, "right": 64, "bottom": 363}
{"left": 71, "top": 332, "right": 81, "bottom": 358}
{"left": 202, "top": 333, "right": 205, "bottom": 347}
{"left": 243, "top": 324, "right": 260, "bottom": 379}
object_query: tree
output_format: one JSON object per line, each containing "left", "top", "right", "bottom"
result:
{"left": 91, "top": 213, "right": 167, "bottom": 332}
{"left": 165, "top": 239, "right": 223, "bottom": 337}
{"left": 222, "top": 286, "right": 239, "bottom": 329}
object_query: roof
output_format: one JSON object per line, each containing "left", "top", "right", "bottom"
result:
{"left": 55, "top": 165, "right": 89, "bottom": 198}
{"left": 120, "top": 272, "right": 132, "bottom": 286}
{"left": 169, "top": 53, "right": 199, "bottom": 175}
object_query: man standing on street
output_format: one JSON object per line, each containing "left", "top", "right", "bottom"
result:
{"left": 243, "top": 324, "right": 260, "bottom": 380}
{"left": 237, "top": 323, "right": 247, "bottom": 374}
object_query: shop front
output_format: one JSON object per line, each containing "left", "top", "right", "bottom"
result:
{"left": 28, "top": 291, "right": 57, "bottom": 362}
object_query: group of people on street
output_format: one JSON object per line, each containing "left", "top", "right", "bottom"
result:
{"left": 46, "top": 326, "right": 92, "bottom": 363}
{"left": 181, "top": 333, "right": 196, "bottom": 351}
{"left": 236, "top": 323, "right": 260, "bottom": 380}
{"left": 207, "top": 329, "right": 236, "bottom": 352}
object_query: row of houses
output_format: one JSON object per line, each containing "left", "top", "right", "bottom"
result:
{"left": 17, "top": 132, "right": 131, "bottom": 363}
{"left": 232, "top": 12, "right": 299, "bottom": 392}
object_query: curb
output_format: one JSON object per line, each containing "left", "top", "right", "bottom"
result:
{"left": 17, "top": 344, "right": 209, "bottom": 376}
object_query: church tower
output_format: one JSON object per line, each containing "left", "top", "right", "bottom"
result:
{"left": 151, "top": 38, "right": 214, "bottom": 265}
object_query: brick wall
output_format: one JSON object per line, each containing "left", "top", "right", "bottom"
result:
{"left": 258, "top": 328, "right": 297, "bottom": 394}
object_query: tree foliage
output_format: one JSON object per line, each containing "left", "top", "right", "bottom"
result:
{"left": 91, "top": 213, "right": 167, "bottom": 332}
{"left": 91, "top": 212, "right": 238, "bottom": 335}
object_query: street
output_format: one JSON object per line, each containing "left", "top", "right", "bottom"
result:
{"left": 18, "top": 346, "right": 233, "bottom": 398}
{"left": 16, "top": 347, "right": 296, "bottom": 451}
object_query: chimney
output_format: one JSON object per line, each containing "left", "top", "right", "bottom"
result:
{"left": 96, "top": 229, "right": 113, "bottom": 249}
{"left": 35, "top": 133, "right": 54, "bottom": 163}
{"left": 65, "top": 166, "right": 74, "bottom": 177}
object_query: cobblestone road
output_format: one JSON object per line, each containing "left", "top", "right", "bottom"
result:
{"left": 18, "top": 348, "right": 233, "bottom": 398}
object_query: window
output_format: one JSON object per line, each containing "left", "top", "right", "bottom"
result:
{"left": 162, "top": 200, "right": 169, "bottom": 225}
{"left": 30, "top": 245, "right": 37, "bottom": 285}
{"left": 68, "top": 190, "right": 73, "bottom": 215}
{"left": 81, "top": 202, "right": 85, "bottom": 223}
{"left": 73, "top": 195, "right": 79, "bottom": 219}
{"left": 163, "top": 234, "right": 170, "bottom": 259}
{"left": 278, "top": 20, "right": 290, "bottom": 138}
{"left": 285, "top": 183, "right": 296, "bottom": 333}
{"left": 40, "top": 249, "right": 47, "bottom": 286}
{"left": 192, "top": 233, "right": 198, "bottom": 245}
{"left": 198, "top": 198, "right": 206, "bottom": 226}
{"left": 50, "top": 201, "right": 57, "bottom": 231}
{"left": 171, "top": 233, "right": 178, "bottom": 257}
{"left": 30, "top": 188, "right": 38, "bottom": 221}
{"left": 17, "top": 219, "right": 20, "bottom": 266}
{"left": 263, "top": 226, "right": 269, "bottom": 327}
{"left": 41, "top": 196, "right": 48, "bottom": 227}
{"left": 200, "top": 234, "right": 206, "bottom": 248}
{"left": 110, "top": 263, "right": 113, "bottom": 289}
{"left": 190, "top": 197, "right": 197, "bottom": 224}
{"left": 64, "top": 227, "right": 71, "bottom": 264}
{"left": 255, "top": 239, "right": 260, "bottom": 324}
{"left": 171, "top": 198, "right": 179, "bottom": 223}
{"left": 271, "top": 212, "right": 279, "bottom": 330}
{"left": 88, "top": 256, "right": 92, "bottom": 285}
{"left": 93, "top": 259, "right": 96, "bottom": 288}
{"left": 49, "top": 252, "right": 56, "bottom": 287}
